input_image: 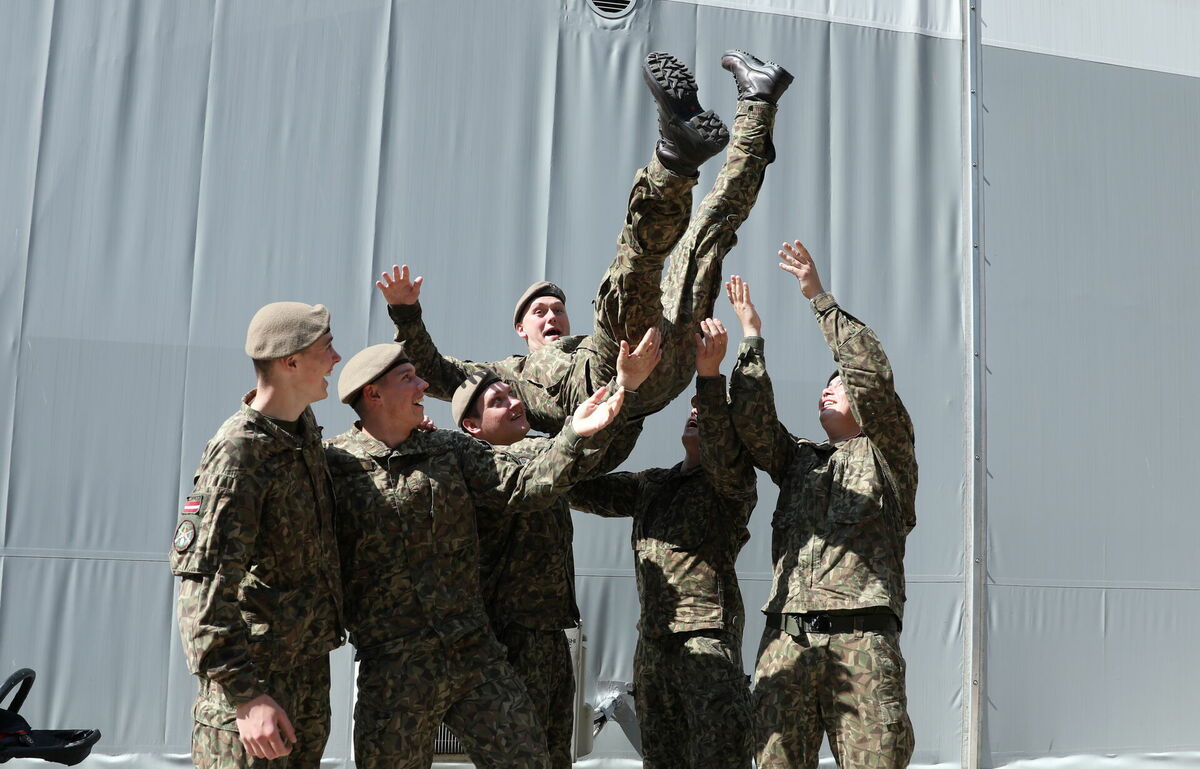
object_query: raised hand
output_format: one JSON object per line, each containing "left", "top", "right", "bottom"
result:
{"left": 236, "top": 694, "right": 296, "bottom": 760}
{"left": 778, "top": 240, "right": 824, "bottom": 300}
{"left": 376, "top": 264, "right": 423, "bottom": 306}
{"left": 694, "top": 318, "right": 729, "bottom": 377}
{"left": 572, "top": 385, "right": 626, "bottom": 437}
{"left": 616, "top": 326, "right": 663, "bottom": 391}
{"left": 725, "top": 275, "right": 762, "bottom": 337}
{"left": 417, "top": 415, "right": 437, "bottom": 432}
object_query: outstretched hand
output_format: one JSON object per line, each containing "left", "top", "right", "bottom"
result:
{"left": 778, "top": 240, "right": 824, "bottom": 300}
{"left": 376, "top": 264, "right": 423, "bottom": 305}
{"left": 694, "top": 318, "right": 728, "bottom": 377}
{"left": 416, "top": 416, "right": 437, "bottom": 432}
{"left": 724, "top": 275, "right": 761, "bottom": 337}
{"left": 572, "top": 385, "right": 626, "bottom": 437}
{"left": 616, "top": 326, "right": 663, "bottom": 391}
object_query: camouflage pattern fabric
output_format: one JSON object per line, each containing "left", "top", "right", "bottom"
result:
{"left": 325, "top": 422, "right": 609, "bottom": 767}
{"left": 171, "top": 393, "right": 342, "bottom": 729}
{"left": 728, "top": 293, "right": 916, "bottom": 618}
{"left": 569, "top": 375, "right": 756, "bottom": 637}
{"left": 353, "top": 630, "right": 550, "bottom": 769}
{"left": 569, "top": 376, "right": 756, "bottom": 766}
{"left": 388, "top": 153, "right": 697, "bottom": 435}
{"left": 324, "top": 422, "right": 606, "bottom": 657}
{"left": 753, "top": 627, "right": 913, "bottom": 769}
{"left": 635, "top": 99, "right": 778, "bottom": 415}
{"left": 728, "top": 293, "right": 917, "bottom": 768}
{"left": 494, "top": 624, "right": 575, "bottom": 769}
{"left": 634, "top": 630, "right": 753, "bottom": 769}
{"left": 191, "top": 656, "right": 331, "bottom": 769}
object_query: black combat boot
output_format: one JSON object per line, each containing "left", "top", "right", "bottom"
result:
{"left": 720, "top": 49, "right": 793, "bottom": 105}
{"left": 642, "top": 51, "right": 729, "bottom": 177}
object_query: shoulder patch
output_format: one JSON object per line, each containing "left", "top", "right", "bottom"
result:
{"left": 174, "top": 519, "right": 197, "bottom": 552}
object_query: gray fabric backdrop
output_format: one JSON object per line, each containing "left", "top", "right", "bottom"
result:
{"left": 0, "top": 1, "right": 1193, "bottom": 767}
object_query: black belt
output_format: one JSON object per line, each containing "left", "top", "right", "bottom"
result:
{"left": 767, "top": 612, "right": 899, "bottom": 636}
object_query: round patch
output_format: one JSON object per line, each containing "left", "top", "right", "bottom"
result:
{"left": 174, "top": 519, "right": 197, "bottom": 552}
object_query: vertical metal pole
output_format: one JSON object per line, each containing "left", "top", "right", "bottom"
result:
{"left": 962, "top": 0, "right": 986, "bottom": 768}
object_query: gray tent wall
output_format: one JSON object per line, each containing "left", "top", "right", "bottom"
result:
{"left": 0, "top": 1, "right": 1194, "bottom": 768}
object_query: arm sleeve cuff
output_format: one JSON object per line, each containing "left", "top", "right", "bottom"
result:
{"left": 387, "top": 302, "right": 422, "bottom": 323}
{"left": 739, "top": 337, "right": 765, "bottom": 354}
{"left": 810, "top": 292, "right": 837, "bottom": 315}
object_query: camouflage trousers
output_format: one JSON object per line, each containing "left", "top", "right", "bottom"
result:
{"left": 752, "top": 625, "right": 914, "bottom": 769}
{"left": 633, "top": 99, "right": 778, "bottom": 417}
{"left": 190, "top": 655, "right": 331, "bottom": 769}
{"left": 634, "top": 630, "right": 754, "bottom": 769}
{"left": 353, "top": 630, "right": 550, "bottom": 769}
{"left": 496, "top": 624, "right": 575, "bottom": 769}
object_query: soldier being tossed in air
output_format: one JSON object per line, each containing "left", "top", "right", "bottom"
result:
{"left": 727, "top": 246, "right": 917, "bottom": 769}
{"left": 386, "top": 48, "right": 791, "bottom": 435}
{"left": 568, "top": 318, "right": 758, "bottom": 769}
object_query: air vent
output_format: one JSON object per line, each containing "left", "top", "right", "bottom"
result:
{"left": 589, "top": 0, "right": 637, "bottom": 18}
{"left": 433, "top": 722, "right": 466, "bottom": 758}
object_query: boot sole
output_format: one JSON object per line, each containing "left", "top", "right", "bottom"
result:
{"left": 689, "top": 109, "right": 730, "bottom": 152}
{"left": 643, "top": 51, "right": 703, "bottom": 119}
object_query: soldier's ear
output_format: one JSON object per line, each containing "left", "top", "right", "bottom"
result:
{"left": 514, "top": 322, "right": 528, "bottom": 341}
{"left": 461, "top": 418, "right": 482, "bottom": 437}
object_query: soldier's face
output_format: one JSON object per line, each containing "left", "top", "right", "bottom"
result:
{"left": 288, "top": 332, "right": 341, "bottom": 403}
{"left": 680, "top": 396, "right": 700, "bottom": 453}
{"left": 818, "top": 376, "right": 858, "bottom": 439}
{"left": 516, "top": 296, "right": 570, "bottom": 352}
{"left": 464, "top": 381, "right": 530, "bottom": 446}
{"left": 372, "top": 362, "right": 428, "bottom": 432}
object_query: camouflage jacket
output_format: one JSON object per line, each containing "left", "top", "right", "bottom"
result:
{"left": 730, "top": 292, "right": 917, "bottom": 619}
{"left": 325, "top": 422, "right": 609, "bottom": 660}
{"left": 389, "top": 302, "right": 613, "bottom": 436}
{"left": 170, "top": 395, "right": 344, "bottom": 705}
{"left": 568, "top": 375, "right": 757, "bottom": 638}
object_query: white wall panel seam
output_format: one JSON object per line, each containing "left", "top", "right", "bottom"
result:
{"left": 167, "top": 0, "right": 219, "bottom": 748}
{"left": 1, "top": 0, "right": 55, "bottom": 552}
{"left": 660, "top": 0, "right": 963, "bottom": 40}
{"left": 962, "top": 0, "right": 984, "bottom": 767}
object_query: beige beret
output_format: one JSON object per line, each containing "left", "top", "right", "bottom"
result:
{"left": 338, "top": 343, "right": 411, "bottom": 404}
{"left": 245, "top": 302, "right": 331, "bottom": 359}
{"left": 451, "top": 370, "right": 502, "bottom": 427}
{"left": 512, "top": 281, "right": 567, "bottom": 326}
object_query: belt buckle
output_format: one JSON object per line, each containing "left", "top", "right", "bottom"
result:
{"left": 806, "top": 613, "right": 831, "bottom": 633}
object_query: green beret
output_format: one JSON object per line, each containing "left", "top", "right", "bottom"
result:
{"left": 512, "top": 281, "right": 567, "bottom": 326}
{"left": 245, "top": 302, "right": 330, "bottom": 359}
{"left": 338, "top": 343, "right": 411, "bottom": 405}
{"left": 451, "top": 370, "right": 502, "bottom": 427}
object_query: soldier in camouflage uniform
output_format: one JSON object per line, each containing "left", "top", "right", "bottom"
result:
{"left": 725, "top": 246, "right": 918, "bottom": 769}
{"left": 385, "top": 49, "right": 791, "bottom": 435}
{"left": 170, "top": 302, "right": 345, "bottom": 769}
{"left": 324, "top": 343, "right": 627, "bottom": 769}
{"left": 448, "top": 328, "right": 662, "bottom": 768}
{"left": 567, "top": 318, "right": 758, "bottom": 769}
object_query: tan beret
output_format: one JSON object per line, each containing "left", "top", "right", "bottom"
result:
{"left": 245, "top": 301, "right": 331, "bottom": 359}
{"left": 338, "top": 343, "right": 411, "bottom": 404}
{"left": 451, "top": 370, "right": 502, "bottom": 427}
{"left": 512, "top": 281, "right": 567, "bottom": 326}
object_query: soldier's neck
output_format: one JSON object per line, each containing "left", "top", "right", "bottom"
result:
{"left": 249, "top": 382, "right": 308, "bottom": 422}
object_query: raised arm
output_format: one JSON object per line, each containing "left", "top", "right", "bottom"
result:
{"left": 568, "top": 470, "right": 645, "bottom": 518}
{"left": 380, "top": 265, "right": 489, "bottom": 401}
{"left": 725, "top": 276, "right": 797, "bottom": 483}
{"left": 466, "top": 387, "right": 627, "bottom": 511}
{"left": 779, "top": 241, "right": 917, "bottom": 524}
{"left": 693, "top": 318, "right": 757, "bottom": 502}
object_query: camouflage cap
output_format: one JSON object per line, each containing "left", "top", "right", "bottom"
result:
{"left": 451, "top": 370, "right": 502, "bottom": 427}
{"left": 512, "top": 281, "right": 567, "bottom": 326}
{"left": 245, "top": 301, "right": 331, "bottom": 359}
{"left": 338, "top": 343, "right": 411, "bottom": 404}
